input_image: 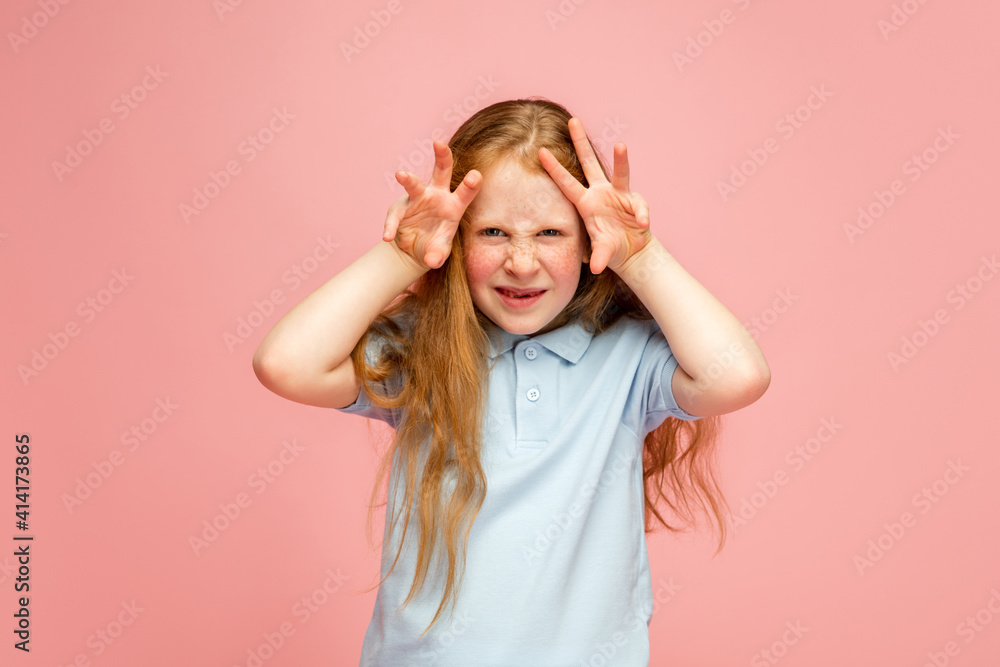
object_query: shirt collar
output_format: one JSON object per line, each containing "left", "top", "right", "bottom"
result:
{"left": 486, "top": 319, "right": 593, "bottom": 364}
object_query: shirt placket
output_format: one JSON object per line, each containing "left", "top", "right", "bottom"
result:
{"left": 513, "top": 341, "right": 549, "bottom": 451}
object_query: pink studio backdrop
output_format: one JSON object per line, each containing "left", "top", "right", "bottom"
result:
{"left": 2, "top": 0, "right": 998, "bottom": 665}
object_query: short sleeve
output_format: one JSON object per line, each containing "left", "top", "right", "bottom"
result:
{"left": 333, "top": 326, "right": 404, "bottom": 429}
{"left": 637, "top": 319, "right": 701, "bottom": 435}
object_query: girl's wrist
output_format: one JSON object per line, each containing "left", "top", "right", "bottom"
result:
{"left": 615, "top": 235, "right": 671, "bottom": 286}
{"left": 385, "top": 237, "right": 430, "bottom": 280}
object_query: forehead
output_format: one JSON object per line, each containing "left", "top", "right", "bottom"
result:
{"left": 467, "top": 159, "right": 579, "bottom": 226}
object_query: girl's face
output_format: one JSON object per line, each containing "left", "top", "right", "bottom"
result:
{"left": 462, "top": 158, "right": 590, "bottom": 336}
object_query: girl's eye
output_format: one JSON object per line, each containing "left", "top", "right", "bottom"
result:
{"left": 480, "top": 228, "right": 560, "bottom": 237}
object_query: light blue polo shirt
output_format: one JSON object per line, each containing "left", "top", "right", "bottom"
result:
{"left": 336, "top": 314, "right": 701, "bottom": 667}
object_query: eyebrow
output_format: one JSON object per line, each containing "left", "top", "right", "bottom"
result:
{"left": 471, "top": 218, "right": 576, "bottom": 228}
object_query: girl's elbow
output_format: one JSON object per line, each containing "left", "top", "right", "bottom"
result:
{"left": 738, "top": 363, "right": 770, "bottom": 405}
{"left": 252, "top": 346, "right": 286, "bottom": 389}
{"left": 754, "top": 363, "right": 771, "bottom": 395}
{"left": 716, "top": 364, "right": 770, "bottom": 413}
{"left": 252, "top": 345, "right": 270, "bottom": 379}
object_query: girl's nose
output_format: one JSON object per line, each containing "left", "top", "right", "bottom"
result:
{"left": 504, "top": 239, "right": 539, "bottom": 274}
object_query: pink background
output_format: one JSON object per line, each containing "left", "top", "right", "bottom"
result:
{"left": 3, "top": 0, "right": 999, "bottom": 665}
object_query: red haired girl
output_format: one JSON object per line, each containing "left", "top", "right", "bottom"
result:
{"left": 254, "top": 98, "right": 770, "bottom": 666}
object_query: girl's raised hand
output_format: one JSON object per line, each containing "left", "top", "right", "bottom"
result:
{"left": 383, "top": 140, "right": 482, "bottom": 271}
{"left": 538, "top": 117, "right": 653, "bottom": 275}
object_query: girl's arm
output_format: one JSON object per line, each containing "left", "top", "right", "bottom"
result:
{"left": 253, "top": 140, "right": 481, "bottom": 409}
{"left": 615, "top": 236, "right": 770, "bottom": 418}
{"left": 252, "top": 239, "right": 427, "bottom": 409}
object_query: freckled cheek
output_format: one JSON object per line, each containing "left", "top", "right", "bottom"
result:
{"left": 540, "top": 243, "right": 585, "bottom": 283}
{"left": 463, "top": 243, "right": 506, "bottom": 287}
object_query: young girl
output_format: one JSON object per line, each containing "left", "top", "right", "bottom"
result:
{"left": 253, "top": 98, "right": 770, "bottom": 666}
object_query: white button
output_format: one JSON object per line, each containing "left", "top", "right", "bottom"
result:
{"left": 526, "top": 387, "right": 540, "bottom": 402}
{"left": 524, "top": 346, "right": 538, "bottom": 360}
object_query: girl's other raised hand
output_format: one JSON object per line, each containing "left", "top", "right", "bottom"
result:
{"left": 538, "top": 117, "right": 652, "bottom": 275}
{"left": 383, "top": 140, "right": 482, "bottom": 271}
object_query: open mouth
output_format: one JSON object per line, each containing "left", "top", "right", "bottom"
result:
{"left": 495, "top": 287, "right": 545, "bottom": 299}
